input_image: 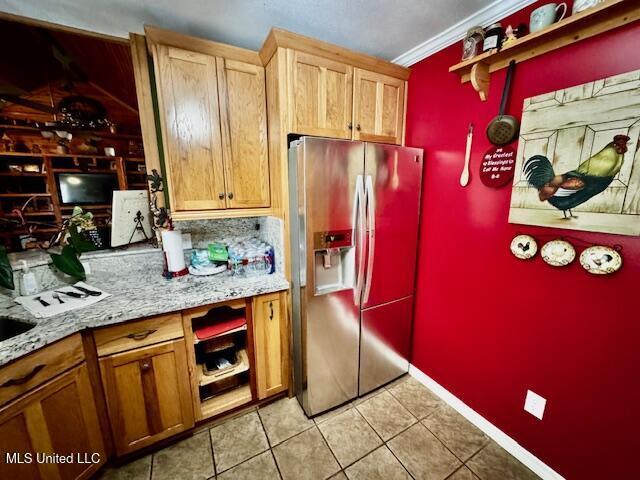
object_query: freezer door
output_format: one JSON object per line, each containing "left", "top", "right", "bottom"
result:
{"left": 362, "top": 143, "right": 423, "bottom": 308}
{"left": 359, "top": 296, "right": 413, "bottom": 395}
{"left": 292, "top": 137, "right": 366, "bottom": 416}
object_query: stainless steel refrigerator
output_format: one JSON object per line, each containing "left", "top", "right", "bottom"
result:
{"left": 289, "top": 136, "right": 423, "bottom": 416}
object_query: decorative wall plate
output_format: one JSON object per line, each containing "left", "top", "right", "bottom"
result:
{"left": 541, "top": 240, "right": 576, "bottom": 266}
{"left": 510, "top": 234, "right": 538, "bottom": 259}
{"left": 579, "top": 246, "right": 622, "bottom": 275}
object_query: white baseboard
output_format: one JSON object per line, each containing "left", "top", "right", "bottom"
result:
{"left": 408, "top": 365, "right": 565, "bottom": 480}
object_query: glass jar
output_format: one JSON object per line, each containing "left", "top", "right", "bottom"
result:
{"left": 462, "top": 27, "right": 485, "bottom": 61}
{"left": 483, "top": 23, "right": 504, "bottom": 52}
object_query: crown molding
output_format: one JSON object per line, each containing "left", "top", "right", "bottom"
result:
{"left": 393, "top": 0, "right": 538, "bottom": 67}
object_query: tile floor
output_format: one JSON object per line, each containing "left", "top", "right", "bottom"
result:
{"left": 98, "top": 375, "right": 540, "bottom": 480}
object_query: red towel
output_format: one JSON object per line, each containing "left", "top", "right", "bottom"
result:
{"left": 194, "top": 308, "right": 246, "bottom": 340}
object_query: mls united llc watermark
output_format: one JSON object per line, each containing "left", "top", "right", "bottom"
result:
{"left": 4, "top": 452, "right": 101, "bottom": 465}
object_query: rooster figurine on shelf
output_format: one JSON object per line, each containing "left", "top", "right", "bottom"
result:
{"left": 524, "top": 134, "right": 630, "bottom": 219}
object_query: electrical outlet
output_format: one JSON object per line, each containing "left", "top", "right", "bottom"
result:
{"left": 524, "top": 390, "right": 546, "bottom": 420}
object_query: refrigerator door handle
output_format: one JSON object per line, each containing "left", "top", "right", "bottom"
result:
{"left": 363, "top": 175, "right": 376, "bottom": 304}
{"left": 353, "top": 175, "right": 366, "bottom": 306}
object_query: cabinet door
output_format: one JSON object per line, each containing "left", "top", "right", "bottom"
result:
{"left": 100, "top": 339, "right": 194, "bottom": 456}
{"left": 253, "top": 293, "right": 288, "bottom": 399}
{"left": 289, "top": 50, "right": 353, "bottom": 139}
{"left": 0, "top": 363, "right": 105, "bottom": 480}
{"left": 154, "top": 45, "right": 226, "bottom": 211}
{"left": 216, "top": 58, "right": 271, "bottom": 208}
{"left": 353, "top": 69, "right": 406, "bottom": 145}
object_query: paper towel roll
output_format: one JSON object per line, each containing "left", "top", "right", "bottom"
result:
{"left": 161, "top": 230, "right": 186, "bottom": 273}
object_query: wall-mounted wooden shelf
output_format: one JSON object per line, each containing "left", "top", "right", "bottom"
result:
{"left": 449, "top": 0, "right": 640, "bottom": 100}
{"left": 0, "top": 172, "right": 47, "bottom": 177}
{"left": 0, "top": 193, "right": 51, "bottom": 198}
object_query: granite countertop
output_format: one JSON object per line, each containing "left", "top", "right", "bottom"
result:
{"left": 0, "top": 267, "right": 289, "bottom": 367}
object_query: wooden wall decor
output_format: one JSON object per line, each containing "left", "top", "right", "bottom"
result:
{"left": 509, "top": 69, "right": 640, "bottom": 236}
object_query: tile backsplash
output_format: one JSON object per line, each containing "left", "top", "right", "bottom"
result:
{"left": 168, "top": 216, "right": 285, "bottom": 272}
{"left": 174, "top": 217, "right": 260, "bottom": 248}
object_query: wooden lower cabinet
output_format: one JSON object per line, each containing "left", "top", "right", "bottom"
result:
{"left": 253, "top": 292, "right": 288, "bottom": 399}
{"left": 0, "top": 363, "right": 105, "bottom": 480}
{"left": 99, "top": 339, "right": 194, "bottom": 455}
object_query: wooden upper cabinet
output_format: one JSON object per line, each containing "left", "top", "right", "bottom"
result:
{"left": 154, "top": 45, "right": 227, "bottom": 212}
{"left": 0, "top": 364, "right": 105, "bottom": 480}
{"left": 145, "top": 26, "right": 275, "bottom": 218}
{"left": 100, "top": 339, "right": 194, "bottom": 455}
{"left": 288, "top": 50, "right": 353, "bottom": 139}
{"left": 216, "top": 58, "right": 270, "bottom": 208}
{"left": 353, "top": 69, "right": 406, "bottom": 145}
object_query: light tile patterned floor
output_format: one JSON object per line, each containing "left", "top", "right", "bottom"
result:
{"left": 97, "top": 376, "right": 540, "bottom": 480}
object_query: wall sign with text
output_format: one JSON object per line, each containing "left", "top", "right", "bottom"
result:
{"left": 480, "top": 145, "right": 516, "bottom": 188}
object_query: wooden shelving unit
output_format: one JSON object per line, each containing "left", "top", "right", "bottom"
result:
{"left": 0, "top": 123, "right": 144, "bottom": 141}
{"left": 0, "top": 151, "right": 147, "bottom": 250}
{"left": 449, "top": 0, "right": 640, "bottom": 100}
{"left": 181, "top": 299, "right": 256, "bottom": 422}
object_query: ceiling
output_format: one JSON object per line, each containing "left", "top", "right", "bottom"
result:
{"left": 0, "top": 18, "right": 139, "bottom": 130}
{"left": 0, "top": 0, "right": 496, "bottom": 61}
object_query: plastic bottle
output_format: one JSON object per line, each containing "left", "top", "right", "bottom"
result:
{"left": 19, "top": 261, "right": 40, "bottom": 296}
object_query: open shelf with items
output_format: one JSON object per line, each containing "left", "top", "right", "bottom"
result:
{"left": 449, "top": 0, "right": 640, "bottom": 100}
{"left": 198, "top": 349, "right": 250, "bottom": 387}
{"left": 181, "top": 299, "right": 257, "bottom": 421}
{"left": 124, "top": 157, "right": 148, "bottom": 190}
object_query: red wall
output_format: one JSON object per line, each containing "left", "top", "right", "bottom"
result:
{"left": 406, "top": 3, "right": 640, "bottom": 479}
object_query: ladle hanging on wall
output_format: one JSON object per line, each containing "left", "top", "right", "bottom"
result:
{"left": 486, "top": 60, "right": 520, "bottom": 145}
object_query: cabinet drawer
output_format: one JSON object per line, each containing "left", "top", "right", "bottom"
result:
{"left": 0, "top": 333, "right": 84, "bottom": 407}
{"left": 94, "top": 313, "right": 184, "bottom": 357}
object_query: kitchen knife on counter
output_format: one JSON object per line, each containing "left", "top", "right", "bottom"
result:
{"left": 55, "top": 290, "right": 85, "bottom": 298}
{"left": 73, "top": 285, "right": 102, "bottom": 296}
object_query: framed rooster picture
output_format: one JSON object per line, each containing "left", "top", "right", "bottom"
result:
{"left": 508, "top": 69, "right": 640, "bottom": 236}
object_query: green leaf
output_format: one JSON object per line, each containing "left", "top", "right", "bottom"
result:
{"left": 50, "top": 245, "right": 86, "bottom": 281}
{"left": 67, "top": 224, "right": 97, "bottom": 254}
{"left": 0, "top": 246, "right": 15, "bottom": 290}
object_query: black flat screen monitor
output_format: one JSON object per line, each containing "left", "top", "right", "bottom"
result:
{"left": 57, "top": 173, "right": 119, "bottom": 205}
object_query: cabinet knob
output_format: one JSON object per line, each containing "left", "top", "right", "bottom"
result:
{"left": 347, "top": 122, "right": 353, "bottom": 130}
{"left": 227, "top": 192, "right": 234, "bottom": 200}
{"left": 141, "top": 361, "right": 151, "bottom": 372}
{"left": 356, "top": 124, "right": 361, "bottom": 131}
{"left": 218, "top": 192, "right": 225, "bottom": 200}
{"left": 269, "top": 301, "right": 274, "bottom": 321}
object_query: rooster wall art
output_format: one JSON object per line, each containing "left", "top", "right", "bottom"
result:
{"left": 524, "top": 134, "right": 630, "bottom": 219}
{"left": 509, "top": 69, "right": 640, "bottom": 235}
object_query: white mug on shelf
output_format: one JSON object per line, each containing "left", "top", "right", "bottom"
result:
{"left": 529, "top": 2, "right": 567, "bottom": 33}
